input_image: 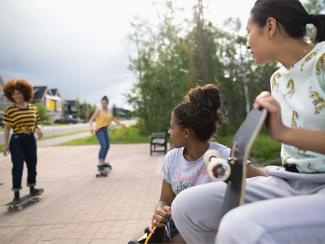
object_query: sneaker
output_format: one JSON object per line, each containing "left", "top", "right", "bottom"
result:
{"left": 12, "top": 196, "right": 20, "bottom": 203}
{"left": 30, "top": 188, "right": 44, "bottom": 196}
{"left": 103, "top": 163, "right": 112, "bottom": 169}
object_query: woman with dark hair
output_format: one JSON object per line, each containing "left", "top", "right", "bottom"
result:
{"left": 2, "top": 79, "right": 44, "bottom": 203}
{"left": 130, "top": 84, "right": 232, "bottom": 243}
{"left": 172, "top": 0, "right": 325, "bottom": 243}
{"left": 89, "top": 96, "right": 125, "bottom": 168}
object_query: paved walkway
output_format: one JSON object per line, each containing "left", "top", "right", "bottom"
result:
{"left": 37, "top": 132, "right": 91, "bottom": 148}
{"left": 0, "top": 144, "right": 164, "bottom": 243}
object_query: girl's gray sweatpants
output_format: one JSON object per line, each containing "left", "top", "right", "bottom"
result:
{"left": 171, "top": 166, "right": 325, "bottom": 244}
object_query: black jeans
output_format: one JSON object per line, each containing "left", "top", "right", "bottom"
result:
{"left": 9, "top": 134, "right": 37, "bottom": 192}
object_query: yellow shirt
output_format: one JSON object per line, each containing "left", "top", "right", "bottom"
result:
{"left": 3, "top": 104, "right": 41, "bottom": 134}
{"left": 95, "top": 110, "right": 113, "bottom": 131}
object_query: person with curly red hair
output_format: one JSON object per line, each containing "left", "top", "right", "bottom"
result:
{"left": 2, "top": 79, "right": 44, "bottom": 203}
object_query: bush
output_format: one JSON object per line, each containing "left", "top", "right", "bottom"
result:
{"left": 215, "top": 132, "right": 281, "bottom": 166}
{"left": 250, "top": 133, "right": 281, "bottom": 166}
{"left": 34, "top": 103, "right": 51, "bottom": 125}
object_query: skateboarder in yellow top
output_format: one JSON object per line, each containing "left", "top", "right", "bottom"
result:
{"left": 89, "top": 96, "right": 125, "bottom": 169}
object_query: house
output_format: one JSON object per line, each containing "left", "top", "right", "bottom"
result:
{"left": 0, "top": 77, "right": 12, "bottom": 122}
{"left": 64, "top": 100, "right": 78, "bottom": 118}
{"left": 33, "top": 86, "right": 63, "bottom": 121}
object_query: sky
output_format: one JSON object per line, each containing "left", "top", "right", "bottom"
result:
{"left": 0, "top": 0, "right": 255, "bottom": 108}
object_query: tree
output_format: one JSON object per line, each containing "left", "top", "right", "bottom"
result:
{"left": 75, "top": 98, "right": 96, "bottom": 121}
{"left": 303, "top": 0, "right": 325, "bottom": 14}
{"left": 303, "top": 0, "right": 325, "bottom": 42}
{"left": 127, "top": 1, "right": 190, "bottom": 133}
{"left": 35, "top": 103, "right": 51, "bottom": 125}
{"left": 127, "top": 0, "right": 278, "bottom": 131}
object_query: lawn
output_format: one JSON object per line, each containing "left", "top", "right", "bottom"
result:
{"left": 39, "top": 129, "right": 88, "bottom": 141}
{"left": 216, "top": 132, "right": 281, "bottom": 166}
{"left": 60, "top": 126, "right": 149, "bottom": 146}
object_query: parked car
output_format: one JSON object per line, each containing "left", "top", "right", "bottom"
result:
{"left": 54, "top": 117, "right": 80, "bottom": 124}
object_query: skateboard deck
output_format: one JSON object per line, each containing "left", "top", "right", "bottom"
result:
{"left": 96, "top": 164, "right": 112, "bottom": 177}
{"left": 204, "top": 108, "right": 267, "bottom": 216}
{"left": 5, "top": 190, "right": 43, "bottom": 211}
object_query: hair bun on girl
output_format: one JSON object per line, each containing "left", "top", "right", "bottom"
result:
{"left": 187, "top": 84, "right": 221, "bottom": 112}
{"left": 173, "top": 83, "right": 223, "bottom": 142}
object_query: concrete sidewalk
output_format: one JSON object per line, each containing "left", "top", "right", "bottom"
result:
{"left": 37, "top": 132, "right": 90, "bottom": 147}
{"left": 0, "top": 144, "right": 164, "bottom": 243}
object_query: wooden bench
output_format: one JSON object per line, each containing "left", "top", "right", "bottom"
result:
{"left": 150, "top": 130, "right": 168, "bottom": 155}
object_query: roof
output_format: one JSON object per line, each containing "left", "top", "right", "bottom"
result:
{"left": 50, "top": 88, "right": 61, "bottom": 97}
{"left": 33, "top": 86, "right": 47, "bottom": 100}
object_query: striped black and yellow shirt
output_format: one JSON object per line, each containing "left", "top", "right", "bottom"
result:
{"left": 3, "top": 104, "right": 41, "bottom": 134}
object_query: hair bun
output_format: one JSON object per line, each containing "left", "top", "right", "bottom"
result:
{"left": 187, "top": 84, "right": 221, "bottom": 111}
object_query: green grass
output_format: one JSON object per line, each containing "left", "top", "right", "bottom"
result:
{"left": 216, "top": 132, "right": 281, "bottom": 166}
{"left": 0, "top": 144, "right": 3, "bottom": 152}
{"left": 39, "top": 129, "right": 88, "bottom": 141}
{"left": 60, "top": 126, "right": 149, "bottom": 146}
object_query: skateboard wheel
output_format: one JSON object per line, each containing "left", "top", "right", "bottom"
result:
{"left": 208, "top": 157, "right": 231, "bottom": 181}
{"left": 204, "top": 150, "right": 221, "bottom": 167}
{"left": 204, "top": 150, "right": 231, "bottom": 181}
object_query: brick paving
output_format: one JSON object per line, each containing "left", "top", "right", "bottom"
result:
{"left": 0, "top": 144, "right": 164, "bottom": 243}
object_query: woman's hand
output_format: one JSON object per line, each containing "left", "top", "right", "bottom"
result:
{"left": 90, "top": 128, "right": 95, "bottom": 135}
{"left": 151, "top": 205, "right": 171, "bottom": 228}
{"left": 3, "top": 144, "right": 9, "bottom": 156}
{"left": 254, "top": 91, "right": 288, "bottom": 142}
{"left": 36, "top": 127, "right": 43, "bottom": 139}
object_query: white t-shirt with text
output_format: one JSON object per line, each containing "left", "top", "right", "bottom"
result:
{"left": 161, "top": 142, "right": 230, "bottom": 195}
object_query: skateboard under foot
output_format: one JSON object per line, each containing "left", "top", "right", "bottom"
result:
{"left": 96, "top": 163, "right": 112, "bottom": 177}
{"left": 5, "top": 189, "right": 44, "bottom": 211}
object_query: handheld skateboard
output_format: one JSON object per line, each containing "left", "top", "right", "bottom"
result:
{"left": 96, "top": 163, "right": 112, "bottom": 177}
{"left": 5, "top": 189, "right": 44, "bottom": 211}
{"left": 128, "top": 226, "right": 165, "bottom": 244}
{"left": 204, "top": 108, "right": 267, "bottom": 216}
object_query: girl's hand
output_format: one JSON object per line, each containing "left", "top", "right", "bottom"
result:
{"left": 90, "top": 128, "right": 95, "bottom": 135}
{"left": 152, "top": 205, "right": 171, "bottom": 228}
{"left": 3, "top": 145, "right": 9, "bottom": 156}
{"left": 254, "top": 91, "right": 288, "bottom": 141}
